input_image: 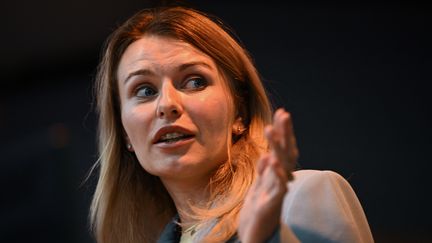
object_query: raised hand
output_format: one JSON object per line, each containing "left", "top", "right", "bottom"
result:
{"left": 238, "top": 108, "right": 298, "bottom": 243}
{"left": 263, "top": 108, "right": 298, "bottom": 180}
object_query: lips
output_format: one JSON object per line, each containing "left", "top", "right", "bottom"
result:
{"left": 152, "top": 125, "right": 195, "bottom": 144}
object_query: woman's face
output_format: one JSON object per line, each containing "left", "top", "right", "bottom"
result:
{"left": 117, "top": 35, "right": 234, "bottom": 182}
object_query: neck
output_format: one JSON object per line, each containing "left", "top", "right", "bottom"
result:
{"left": 161, "top": 175, "right": 210, "bottom": 228}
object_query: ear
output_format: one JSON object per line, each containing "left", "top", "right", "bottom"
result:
{"left": 232, "top": 117, "right": 245, "bottom": 135}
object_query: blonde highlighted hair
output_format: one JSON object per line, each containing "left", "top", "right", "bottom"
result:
{"left": 91, "top": 6, "right": 272, "bottom": 242}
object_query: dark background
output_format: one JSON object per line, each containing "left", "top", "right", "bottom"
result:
{"left": 1, "top": 1, "right": 431, "bottom": 242}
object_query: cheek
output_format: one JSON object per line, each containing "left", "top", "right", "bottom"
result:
{"left": 188, "top": 92, "right": 232, "bottom": 140}
{"left": 121, "top": 104, "right": 154, "bottom": 144}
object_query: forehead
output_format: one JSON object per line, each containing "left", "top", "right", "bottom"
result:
{"left": 117, "top": 35, "right": 219, "bottom": 81}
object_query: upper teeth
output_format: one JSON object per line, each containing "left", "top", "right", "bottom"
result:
{"left": 160, "top": 132, "right": 185, "bottom": 140}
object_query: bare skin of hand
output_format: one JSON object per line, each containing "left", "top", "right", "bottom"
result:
{"left": 238, "top": 108, "right": 299, "bottom": 243}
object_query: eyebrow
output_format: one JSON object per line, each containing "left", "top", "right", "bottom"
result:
{"left": 178, "top": 61, "right": 213, "bottom": 72}
{"left": 123, "top": 69, "right": 155, "bottom": 84}
{"left": 123, "top": 61, "right": 213, "bottom": 84}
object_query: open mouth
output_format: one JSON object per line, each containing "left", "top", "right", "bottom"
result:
{"left": 156, "top": 132, "right": 194, "bottom": 144}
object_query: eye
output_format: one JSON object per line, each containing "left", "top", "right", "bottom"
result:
{"left": 183, "top": 77, "right": 208, "bottom": 90}
{"left": 136, "top": 85, "right": 157, "bottom": 98}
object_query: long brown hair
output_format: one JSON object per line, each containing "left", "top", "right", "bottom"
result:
{"left": 91, "top": 6, "right": 272, "bottom": 242}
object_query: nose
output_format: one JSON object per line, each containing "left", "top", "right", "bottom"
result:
{"left": 156, "top": 81, "right": 183, "bottom": 120}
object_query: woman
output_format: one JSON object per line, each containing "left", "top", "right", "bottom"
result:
{"left": 90, "top": 6, "right": 373, "bottom": 243}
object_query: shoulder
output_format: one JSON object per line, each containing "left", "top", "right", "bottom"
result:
{"left": 287, "top": 170, "right": 354, "bottom": 200}
{"left": 282, "top": 170, "right": 374, "bottom": 243}
{"left": 283, "top": 170, "right": 358, "bottom": 221}
{"left": 291, "top": 169, "right": 348, "bottom": 188}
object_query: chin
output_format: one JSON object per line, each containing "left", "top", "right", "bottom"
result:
{"left": 152, "top": 157, "right": 217, "bottom": 180}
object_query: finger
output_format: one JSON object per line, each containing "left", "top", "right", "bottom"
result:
{"left": 269, "top": 111, "right": 291, "bottom": 165}
{"left": 264, "top": 125, "right": 272, "bottom": 141}
{"left": 257, "top": 153, "right": 271, "bottom": 176}
{"left": 272, "top": 109, "right": 298, "bottom": 179}
{"left": 282, "top": 112, "right": 297, "bottom": 154}
{"left": 265, "top": 125, "right": 284, "bottom": 160}
{"left": 270, "top": 153, "right": 294, "bottom": 182}
{"left": 275, "top": 108, "right": 291, "bottom": 151}
{"left": 274, "top": 108, "right": 286, "bottom": 144}
{"left": 270, "top": 109, "right": 290, "bottom": 154}
{"left": 268, "top": 157, "right": 288, "bottom": 184}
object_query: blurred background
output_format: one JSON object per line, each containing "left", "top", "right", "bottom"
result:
{"left": 1, "top": 0, "right": 430, "bottom": 242}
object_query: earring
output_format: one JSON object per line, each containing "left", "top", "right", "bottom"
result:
{"left": 127, "top": 144, "right": 132, "bottom": 150}
{"left": 235, "top": 125, "right": 245, "bottom": 135}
